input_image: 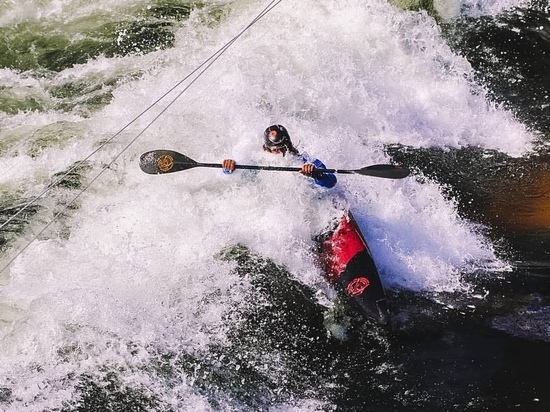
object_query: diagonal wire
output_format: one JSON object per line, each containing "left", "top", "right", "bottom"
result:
{"left": 0, "top": 0, "right": 284, "bottom": 273}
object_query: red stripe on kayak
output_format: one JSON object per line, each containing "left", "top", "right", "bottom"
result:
{"left": 323, "top": 214, "right": 366, "bottom": 281}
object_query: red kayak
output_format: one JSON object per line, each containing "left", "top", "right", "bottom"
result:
{"left": 320, "top": 210, "right": 390, "bottom": 325}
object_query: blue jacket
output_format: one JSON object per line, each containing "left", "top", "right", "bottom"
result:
{"left": 300, "top": 154, "right": 337, "bottom": 188}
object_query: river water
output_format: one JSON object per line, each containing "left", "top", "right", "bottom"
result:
{"left": 0, "top": 0, "right": 548, "bottom": 411}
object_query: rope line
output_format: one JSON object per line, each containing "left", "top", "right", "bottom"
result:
{"left": 0, "top": 0, "right": 283, "bottom": 273}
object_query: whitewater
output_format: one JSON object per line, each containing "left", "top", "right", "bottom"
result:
{"left": 0, "top": 0, "right": 537, "bottom": 410}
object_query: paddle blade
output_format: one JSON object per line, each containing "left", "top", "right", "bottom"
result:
{"left": 355, "top": 164, "right": 410, "bottom": 179}
{"left": 139, "top": 150, "right": 197, "bottom": 174}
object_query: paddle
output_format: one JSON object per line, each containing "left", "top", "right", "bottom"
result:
{"left": 139, "top": 149, "right": 410, "bottom": 179}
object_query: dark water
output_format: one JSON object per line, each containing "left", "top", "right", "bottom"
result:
{"left": 375, "top": 2, "right": 550, "bottom": 410}
{"left": 442, "top": 1, "right": 550, "bottom": 137}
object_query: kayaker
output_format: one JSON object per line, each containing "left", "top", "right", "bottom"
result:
{"left": 222, "top": 124, "right": 337, "bottom": 188}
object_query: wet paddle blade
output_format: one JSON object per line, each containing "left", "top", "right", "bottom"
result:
{"left": 354, "top": 164, "right": 410, "bottom": 179}
{"left": 139, "top": 150, "right": 198, "bottom": 174}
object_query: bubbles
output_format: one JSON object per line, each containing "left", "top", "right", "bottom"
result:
{"left": 459, "top": 0, "right": 530, "bottom": 18}
{"left": 417, "top": 0, "right": 529, "bottom": 20}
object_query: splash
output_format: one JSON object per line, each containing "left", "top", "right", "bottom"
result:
{"left": 0, "top": 0, "right": 539, "bottom": 409}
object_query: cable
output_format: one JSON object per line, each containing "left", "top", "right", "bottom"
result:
{"left": 0, "top": 0, "right": 284, "bottom": 273}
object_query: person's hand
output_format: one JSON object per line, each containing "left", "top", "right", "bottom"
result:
{"left": 222, "top": 159, "right": 236, "bottom": 174}
{"left": 300, "top": 163, "right": 316, "bottom": 177}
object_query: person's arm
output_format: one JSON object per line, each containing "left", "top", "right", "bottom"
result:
{"left": 222, "top": 159, "right": 236, "bottom": 174}
{"left": 301, "top": 158, "right": 337, "bottom": 188}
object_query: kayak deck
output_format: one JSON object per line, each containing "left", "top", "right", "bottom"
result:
{"left": 320, "top": 210, "right": 389, "bottom": 325}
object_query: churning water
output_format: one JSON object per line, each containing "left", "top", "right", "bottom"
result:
{"left": 0, "top": 0, "right": 549, "bottom": 410}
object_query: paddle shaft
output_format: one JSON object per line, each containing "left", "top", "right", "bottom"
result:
{"left": 187, "top": 162, "right": 356, "bottom": 174}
